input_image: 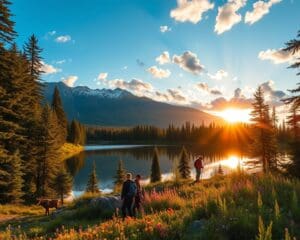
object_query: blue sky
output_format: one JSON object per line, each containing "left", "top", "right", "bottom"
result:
{"left": 12, "top": 0, "right": 300, "bottom": 112}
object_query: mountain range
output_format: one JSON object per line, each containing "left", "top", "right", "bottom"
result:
{"left": 43, "top": 82, "right": 224, "bottom": 128}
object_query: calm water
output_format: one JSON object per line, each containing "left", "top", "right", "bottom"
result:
{"left": 65, "top": 145, "right": 258, "bottom": 197}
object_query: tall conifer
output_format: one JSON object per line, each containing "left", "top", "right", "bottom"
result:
{"left": 178, "top": 146, "right": 191, "bottom": 179}
{"left": 51, "top": 86, "right": 67, "bottom": 146}
{"left": 52, "top": 167, "right": 73, "bottom": 205}
{"left": 150, "top": 147, "right": 161, "bottom": 183}
{"left": 86, "top": 161, "right": 100, "bottom": 194}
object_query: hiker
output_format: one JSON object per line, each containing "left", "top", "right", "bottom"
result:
{"left": 121, "top": 173, "right": 137, "bottom": 219}
{"left": 133, "top": 174, "right": 144, "bottom": 216}
{"left": 194, "top": 155, "right": 204, "bottom": 182}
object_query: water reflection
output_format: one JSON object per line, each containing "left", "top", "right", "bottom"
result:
{"left": 65, "top": 145, "right": 255, "bottom": 196}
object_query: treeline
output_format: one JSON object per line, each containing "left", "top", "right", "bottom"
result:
{"left": 0, "top": 1, "right": 85, "bottom": 204}
{"left": 86, "top": 123, "right": 253, "bottom": 148}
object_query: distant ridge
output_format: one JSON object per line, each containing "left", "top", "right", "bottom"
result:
{"left": 43, "top": 82, "right": 225, "bottom": 128}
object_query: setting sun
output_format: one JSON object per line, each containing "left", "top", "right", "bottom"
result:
{"left": 218, "top": 108, "right": 251, "bottom": 123}
{"left": 221, "top": 156, "right": 240, "bottom": 169}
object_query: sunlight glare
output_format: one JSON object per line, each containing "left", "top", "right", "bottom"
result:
{"left": 221, "top": 156, "right": 240, "bottom": 169}
{"left": 219, "top": 108, "right": 251, "bottom": 123}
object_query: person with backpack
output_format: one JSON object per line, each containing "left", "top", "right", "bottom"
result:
{"left": 133, "top": 174, "right": 144, "bottom": 216}
{"left": 194, "top": 156, "right": 204, "bottom": 182}
{"left": 121, "top": 173, "right": 137, "bottom": 219}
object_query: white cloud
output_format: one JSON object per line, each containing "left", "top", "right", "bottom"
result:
{"left": 259, "top": 80, "right": 286, "bottom": 103}
{"left": 160, "top": 25, "right": 172, "bottom": 33}
{"left": 207, "top": 69, "right": 228, "bottom": 80}
{"left": 55, "top": 59, "right": 66, "bottom": 64}
{"left": 173, "top": 51, "right": 204, "bottom": 74}
{"left": 109, "top": 78, "right": 153, "bottom": 94}
{"left": 245, "top": 0, "right": 281, "bottom": 25}
{"left": 48, "top": 30, "right": 56, "bottom": 36}
{"left": 156, "top": 51, "right": 171, "bottom": 65}
{"left": 40, "top": 61, "right": 61, "bottom": 75}
{"left": 55, "top": 35, "right": 72, "bottom": 43}
{"left": 215, "top": 0, "right": 246, "bottom": 34}
{"left": 62, "top": 75, "right": 78, "bottom": 87}
{"left": 167, "top": 89, "right": 188, "bottom": 103}
{"left": 196, "top": 82, "right": 223, "bottom": 95}
{"left": 147, "top": 66, "right": 171, "bottom": 79}
{"left": 258, "top": 48, "right": 300, "bottom": 64}
{"left": 98, "top": 72, "right": 108, "bottom": 81}
{"left": 170, "top": 0, "right": 214, "bottom": 24}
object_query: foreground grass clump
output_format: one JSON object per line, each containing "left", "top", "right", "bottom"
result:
{"left": 1, "top": 172, "right": 300, "bottom": 239}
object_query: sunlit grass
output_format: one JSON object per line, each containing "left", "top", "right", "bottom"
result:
{"left": 1, "top": 172, "right": 300, "bottom": 239}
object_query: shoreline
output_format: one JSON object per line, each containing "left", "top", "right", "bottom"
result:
{"left": 58, "top": 143, "right": 84, "bottom": 161}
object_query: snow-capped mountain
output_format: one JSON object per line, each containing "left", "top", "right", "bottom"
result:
{"left": 71, "top": 86, "right": 131, "bottom": 98}
{"left": 43, "top": 82, "right": 224, "bottom": 127}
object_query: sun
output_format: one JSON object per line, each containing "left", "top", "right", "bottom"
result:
{"left": 219, "top": 108, "right": 251, "bottom": 123}
{"left": 221, "top": 155, "right": 241, "bottom": 169}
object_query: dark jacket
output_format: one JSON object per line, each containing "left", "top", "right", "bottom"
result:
{"left": 121, "top": 180, "right": 136, "bottom": 200}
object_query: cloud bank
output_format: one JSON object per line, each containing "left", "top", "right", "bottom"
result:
{"left": 170, "top": 0, "right": 214, "bottom": 24}
{"left": 258, "top": 48, "right": 300, "bottom": 64}
{"left": 245, "top": 0, "right": 281, "bottom": 25}
{"left": 147, "top": 66, "right": 171, "bottom": 79}
{"left": 215, "top": 0, "right": 246, "bottom": 34}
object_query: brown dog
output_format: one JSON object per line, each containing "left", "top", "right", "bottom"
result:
{"left": 37, "top": 199, "right": 59, "bottom": 215}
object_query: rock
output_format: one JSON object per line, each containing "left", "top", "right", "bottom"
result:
{"left": 90, "top": 196, "right": 122, "bottom": 211}
{"left": 186, "top": 219, "right": 207, "bottom": 236}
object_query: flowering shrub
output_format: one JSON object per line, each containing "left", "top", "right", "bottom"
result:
{"left": 143, "top": 188, "right": 186, "bottom": 212}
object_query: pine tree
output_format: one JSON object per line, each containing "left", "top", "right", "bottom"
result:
{"left": 0, "top": 148, "right": 23, "bottom": 203}
{"left": 286, "top": 103, "right": 300, "bottom": 177}
{"left": 37, "top": 104, "right": 60, "bottom": 197}
{"left": 284, "top": 30, "right": 300, "bottom": 77}
{"left": 86, "top": 161, "right": 100, "bottom": 194}
{"left": 22, "top": 35, "right": 44, "bottom": 202}
{"left": 69, "top": 119, "right": 85, "bottom": 145}
{"left": 0, "top": 45, "right": 32, "bottom": 203}
{"left": 178, "top": 146, "right": 191, "bottom": 179}
{"left": 8, "top": 150, "right": 24, "bottom": 203}
{"left": 150, "top": 147, "right": 161, "bottom": 183}
{"left": 51, "top": 86, "right": 67, "bottom": 146}
{"left": 52, "top": 167, "right": 73, "bottom": 205}
{"left": 250, "top": 87, "right": 279, "bottom": 173}
{"left": 287, "top": 103, "right": 299, "bottom": 140}
{"left": 218, "top": 164, "right": 224, "bottom": 175}
{"left": 114, "top": 159, "right": 126, "bottom": 186}
{"left": 282, "top": 30, "right": 300, "bottom": 178}
{"left": 271, "top": 106, "right": 278, "bottom": 129}
{"left": 0, "top": 0, "right": 16, "bottom": 46}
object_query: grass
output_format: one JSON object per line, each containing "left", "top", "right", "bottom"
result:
{"left": 58, "top": 142, "right": 84, "bottom": 161}
{"left": 1, "top": 172, "right": 300, "bottom": 239}
{"left": 0, "top": 204, "right": 43, "bottom": 216}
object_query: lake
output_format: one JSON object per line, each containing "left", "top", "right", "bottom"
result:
{"left": 65, "top": 145, "right": 257, "bottom": 197}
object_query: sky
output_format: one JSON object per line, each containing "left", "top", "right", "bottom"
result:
{"left": 12, "top": 0, "right": 300, "bottom": 116}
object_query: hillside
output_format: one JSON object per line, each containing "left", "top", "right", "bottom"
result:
{"left": 43, "top": 82, "right": 224, "bottom": 128}
{"left": 1, "top": 172, "right": 300, "bottom": 239}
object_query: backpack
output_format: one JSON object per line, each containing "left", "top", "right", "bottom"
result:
{"left": 194, "top": 159, "right": 203, "bottom": 169}
{"left": 127, "top": 181, "right": 137, "bottom": 198}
